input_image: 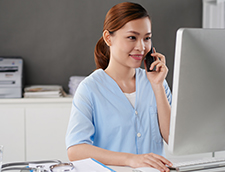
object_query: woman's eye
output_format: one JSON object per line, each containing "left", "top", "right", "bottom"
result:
{"left": 128, "top": 36, "right": 136, "bottom": 40}
{"left": 145, "top": 37, "right": 151, "bottom": 41}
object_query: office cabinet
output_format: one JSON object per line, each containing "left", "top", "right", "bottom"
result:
{"left": 0, "top": 98, "right": 72, "bottom": 163}
{"left": 0, "top": 108, "right": 25, "bottom": 163}
{"left": 26, "top": 107, "right": 71, "bottom": 162}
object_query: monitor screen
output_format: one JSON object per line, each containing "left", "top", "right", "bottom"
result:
{"left": 168, "top": 28, "right": 225, "bottom": 156}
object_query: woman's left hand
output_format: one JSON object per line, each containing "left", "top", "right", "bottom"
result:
{"left": 144, "top": 48, "right": 168, "bottom": 86}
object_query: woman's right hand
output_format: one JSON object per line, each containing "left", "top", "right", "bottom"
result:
{"left": 127, "top": 153, "right": 173, "bottom": 172}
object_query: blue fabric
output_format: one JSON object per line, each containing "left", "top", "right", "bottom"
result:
{"left": 65, "top": 68, "right": 172, "bottom": 155}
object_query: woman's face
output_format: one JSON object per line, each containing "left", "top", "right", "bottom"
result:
{"left": 109, "top": 17, "right": 152, "bottom": 69}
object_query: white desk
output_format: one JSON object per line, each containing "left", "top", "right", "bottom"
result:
{"left": 109, "top": 166, "right": 225, "bottom": 172}
{"left": 109, "top": 166, "right": 133, "bottom": 172}
{"left": 108, "top": 153, "right": 225, "bottom": 172}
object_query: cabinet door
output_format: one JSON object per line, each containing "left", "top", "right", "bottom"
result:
{"left": 0, "top": 108, "right": 25, "bottom": 163}
{"left": 26, "top": 107, "right": 71, "bottom": 162}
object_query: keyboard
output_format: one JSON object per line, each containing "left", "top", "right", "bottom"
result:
{"left": 169, "top": 157, "right": 225, "bottom": 171}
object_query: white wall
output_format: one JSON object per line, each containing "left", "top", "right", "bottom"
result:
{"left": 203, "top": 0, "right": 225, "bottom": 28}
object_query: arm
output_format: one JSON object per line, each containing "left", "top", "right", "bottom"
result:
{"left": 151, "top": 83, "right": 171, "bottom": 143}
{"left": 68, "top": 143, "right": 172, "bottom": 171}
{"left": 145, "top": 48, "right": 171, "bottom": 143}
{"left": 68, "top": 144, "right": 130, "bottom": 166}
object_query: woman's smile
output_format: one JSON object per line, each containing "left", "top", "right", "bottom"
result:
{"left": 129, "top": 54, "right": 144, "bottom": 60}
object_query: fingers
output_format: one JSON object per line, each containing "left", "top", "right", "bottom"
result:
{"left": 143, "top": 153, "right": 172, "bottom": 172}
{"left": 129, "top": 153, "right": 173, "bottom": 172}
{"left": 151, "top": 48, "right": 166, "bottom": 64}
{"left": 145, "top": 49, "right": 168, "bottom": 85}
{"left": 149, "top": 48, "right": 166, "bottom": 72}
{"left": 143, "top": 158, "right": 168, "bottom": 172}
{"left": 150, "top": 60, "right": 167, "bottom": 72}
{"left": 152, "top": 153, "right": 173, "bottom": 167}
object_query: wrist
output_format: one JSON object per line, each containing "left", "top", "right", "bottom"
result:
{"left": 123, "top": 153, "right": 135, "bottom": 167}
{"left": 151, "top": 83, "right": 164, "bottom": 92}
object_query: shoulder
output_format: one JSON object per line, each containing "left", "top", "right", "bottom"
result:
{"left": 73, "top": 69, "right": 104, "bottom": 103}
{"left": 80, "top": 69, "right": 107, "bottom": 88}
{"left": 75, "top": 69, "right": 109, "bottom": 95}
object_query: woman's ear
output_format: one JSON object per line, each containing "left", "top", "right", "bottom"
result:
{"left": 103, "top": 30, "right": 112, "bottom": 46}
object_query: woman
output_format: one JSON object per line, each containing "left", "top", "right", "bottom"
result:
{"left": 66, "top": 2, "right": 172, "bottom": 172}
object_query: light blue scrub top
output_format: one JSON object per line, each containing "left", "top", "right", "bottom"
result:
{"left": 66, "top": 68, "right": 172, "bottom": 155}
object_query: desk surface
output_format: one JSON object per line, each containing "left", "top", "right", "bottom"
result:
{"left": 109, "top": 166, "right": 133, "bottom": 172}
{"left": 109, "top": 166, "right": 225, "bottom": 172}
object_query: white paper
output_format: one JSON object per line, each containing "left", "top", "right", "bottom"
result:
{"left": 72, "top": 158, "right": 111, "bottom": 172}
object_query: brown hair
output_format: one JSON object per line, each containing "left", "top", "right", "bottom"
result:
{"left": 94, "top": 2, "right": 151, "bottom": 70}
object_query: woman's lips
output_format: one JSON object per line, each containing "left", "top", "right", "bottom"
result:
{"left": 130, "top": 54, "right": 144, "bottom": 60}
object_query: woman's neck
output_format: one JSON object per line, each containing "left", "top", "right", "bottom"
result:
{"left": 105, "top": 63, "right": 135, "bottom": 81}
{"left": 104, "top": 63, "right": 136, "bottom": 93}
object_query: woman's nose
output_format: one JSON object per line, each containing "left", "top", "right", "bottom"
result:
{"left": 135, "top": 40, "right": 145, "bottom": 52}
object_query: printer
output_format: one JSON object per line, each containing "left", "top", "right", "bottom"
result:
{"left": 0, "top": 56, "right": 23, "bottom": 98}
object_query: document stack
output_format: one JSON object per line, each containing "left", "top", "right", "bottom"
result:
{"left": 23, "top": 85, "right": 66, "bottom": 98}
{"left": 68, "top": 76, "right": 86, "bottom": 96}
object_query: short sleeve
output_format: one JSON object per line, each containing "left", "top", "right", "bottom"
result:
{"left": 65, "top": 81, "right": 95, "bottom": 149}
{"left": 163, "top": 80, "right": 172, "bottom": 106}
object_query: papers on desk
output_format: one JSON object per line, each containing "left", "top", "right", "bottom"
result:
{"left": 29, "top": 158, "right": 115, "bottom": 172}
{"left": 72, "top": 158, "right": 115, "bottom": 172}
{"left": 24, "top": 85, "right": 67, "bottom": 98}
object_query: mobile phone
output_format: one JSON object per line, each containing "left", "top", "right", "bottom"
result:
{"left": 145, "top": 44, "right": 155, "bottom": 72}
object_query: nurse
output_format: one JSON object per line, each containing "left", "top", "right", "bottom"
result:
{"left": 66, "top": 2, "right": 172, "bottom": 172}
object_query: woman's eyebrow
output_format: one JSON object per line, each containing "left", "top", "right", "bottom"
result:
{"left": 127, "top": 31, "right": 152, "bottom": 35}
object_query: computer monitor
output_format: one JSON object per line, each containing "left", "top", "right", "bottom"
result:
{"left": 168, "top": 28, "right": 225, "bottom": 156}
